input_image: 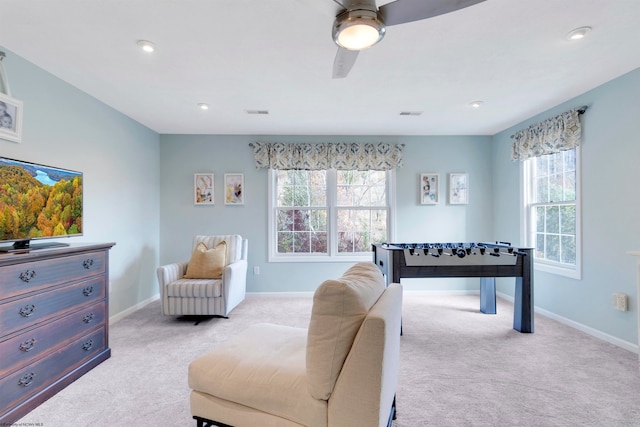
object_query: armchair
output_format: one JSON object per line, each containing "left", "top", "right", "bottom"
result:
{"left": 157, "top": 235, "right": 248, "bottom": 317}
{"left": 188, "top": 262, "right": 402, "bottom": 427}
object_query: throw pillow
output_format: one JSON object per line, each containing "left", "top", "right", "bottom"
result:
{"left": 183, "top": 241, "right": 226, "bottom": 279}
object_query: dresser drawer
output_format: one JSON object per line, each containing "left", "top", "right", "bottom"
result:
{"left": 0, "top": 328, "right": 106, "bottom": 419}
{"left": 0, "top": 251, "right": 106, "bottom": 300}
{"left": 0, "top": 277, "right": 105, "bottom": 337}
{"left": 0, "top": 301, "right": 106, "bottom": 378}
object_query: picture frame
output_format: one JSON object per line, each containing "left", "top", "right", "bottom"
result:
{"left": 194, "top": 173, "right": 214, "bottom": 205}
{"left": 449, "top": 173, "right": 469, "bottom": 205}
{"left": 0, "top": 92, "right": 23, "bottom": 143}
{"left": 224, "top": 173, "right": 244, "bottom": 205}
{"left": 420, "top": 173, "right": 439, "bottom": 204}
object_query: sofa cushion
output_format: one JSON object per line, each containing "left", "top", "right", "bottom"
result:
{"left": 165, "top": 278, "right": 222, "bottom": 298}
{"left": 184, "top": 241, "right": 226, "bottom": 279}
{"left": 306, "top": 262, "right": 386, "bottom": 400}
{"left": 189, "top": 323, "right": 327, "bottom": 427}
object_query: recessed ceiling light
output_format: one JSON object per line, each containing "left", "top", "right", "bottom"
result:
{"left": 566, "top": 26, "right": 591, "bottom": 41}
{"left": 197, "top": 103, "right": 209, "bottom": 110}
{"left": 137, "top": 40, "right": 156, "bottom": 53}
{"left": 470, "top": 101, "right": 483, "bottom": 109}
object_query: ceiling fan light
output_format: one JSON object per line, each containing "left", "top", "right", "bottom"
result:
{"left": 333, "top": 9, "right": 385, "bottom": 51}
{"left": 137, "top": 40, "right": 156, "bottom": 53}
{"left": 567, "top": 26, "right": 591, "bottom": 41}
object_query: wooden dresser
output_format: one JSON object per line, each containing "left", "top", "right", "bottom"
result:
{"left": 0, "top": 242, "right": 115, "bottom": 424}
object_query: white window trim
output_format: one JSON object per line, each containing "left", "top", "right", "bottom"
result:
{"left": 520, "top": 147, "right": 582, "bottom": 280}
{"left": 268, "top": 169, "right": 396, "bottom": 263}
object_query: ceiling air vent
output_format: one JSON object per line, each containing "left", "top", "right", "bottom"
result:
{"left": 399, "top": 111, "right": 423, "bottom": 116}
{"left": 246, "top": 110, "right": 269, "bottom": 115}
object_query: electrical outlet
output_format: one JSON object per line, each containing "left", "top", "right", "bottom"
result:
{"left": 612, "top": 293, "right": 628, "bottom": 311}
{"left": 253, "top": 266, "right": 260, "bottom": 275}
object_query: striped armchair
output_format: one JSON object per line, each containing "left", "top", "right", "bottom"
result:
{"left": 157, "top": 235, "right": 248, "bottom": 317}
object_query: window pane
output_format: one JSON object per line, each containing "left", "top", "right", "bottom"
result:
{"left": 563, "top": 149, "right": 576, "bottom": 172}
{"left": 535, "top": 233, "right": 545, "bottom": 258}
{"left": 277, "top": 232, "right": 293, "bottom": 253}
{"left": 561, "top": 235, "right": 576, "bottom": 264}
{"left": 535, "top": 177, "right": 548, "bottom": 203}
{"left": 536, "top": 156, "right": 548, "bottom": 177}
{"left": 294, "top": 232, "right": 311, "bottom": 253}
{"left": 276, "top": 209, "right": 294, "bottom": 231}
{"left": 560, "top": 205, "right": 575, "bottom": 234}
{"left": 310, "top": 232, "right": 327, "bottom": 253}
{"left": 545, "top": 234, "right": 560, "bottom": 262}
{"left": 563, "top": 171, "right": 576, "bottom": 201}
{"left": 545, "top": 206, "right": 559, "bottom": 233}
{"left": 549, "top": 173, "right": 563, "bottom": 202}
{"left": 535, "top": 207, "right": 545, "bottom": 232}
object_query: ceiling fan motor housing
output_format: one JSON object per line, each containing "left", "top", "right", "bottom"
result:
{"left": 332, "top": 8, "right": 386, "bottom": 50}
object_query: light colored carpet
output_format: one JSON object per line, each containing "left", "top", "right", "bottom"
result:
{"left": 18, "top": 293, "right": 640, "bottom": 427}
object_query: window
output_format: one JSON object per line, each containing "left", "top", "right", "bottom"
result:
{"left": 268, "top": 169, "right": 393, "bottom": 262}
{"left": 523, "top": 147, "right": 581, "bottom": 279}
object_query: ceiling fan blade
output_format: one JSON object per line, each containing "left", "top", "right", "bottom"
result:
{"left": 332, "top": 47, "right": 359, "bottom": 79}
{"left": 380, "top": 0, "right": 486, "bottom": 26}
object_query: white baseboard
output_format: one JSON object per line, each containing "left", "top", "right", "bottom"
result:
{"left": 109, "top": 294, "right": 159, "bottom": 325}
{"left": 497, "top": 291, "right": 639, "bottom": 355}
{"left": 247, "top": 291, "right": 314, "bottom": 297}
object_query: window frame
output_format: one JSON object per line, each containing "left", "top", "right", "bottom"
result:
{"left": 521, "top": 147, "right": 582, "bottom": 279}
{"left": 268, "top": 169, "right": 395, "bottom": 263}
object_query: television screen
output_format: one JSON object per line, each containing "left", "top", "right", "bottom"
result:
{"left": 0, "top": 156, "right": 83, "bottom": 251}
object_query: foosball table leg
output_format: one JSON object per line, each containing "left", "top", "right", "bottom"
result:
{"left": 480, "top": 277, "right": 497, "bottom": 314}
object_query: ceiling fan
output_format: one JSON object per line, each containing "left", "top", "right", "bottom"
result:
{"left": 330, "top": 0, "right": 486, "bottom": 78}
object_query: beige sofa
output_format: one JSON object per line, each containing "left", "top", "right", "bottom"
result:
{"left": 188, "top": 262, "right": 403, "bottom": 427}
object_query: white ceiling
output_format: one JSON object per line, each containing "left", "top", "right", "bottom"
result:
{"left": 1, "top": 0, "right": 639, "bottom": 136}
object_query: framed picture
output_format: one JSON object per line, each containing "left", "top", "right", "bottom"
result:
{"left": 0, "top": 93, "right": 23, "bottom": 143}
{"left": 194, "top": 173, "right": 214, "bottom": 205}
{"left": 420, "top": 173, "right": 439, "bottom": 204}
{"left": 449, "top": 173, "right": 469, "bottom": 205}
{"left": 224, "top": 173, "right": 244, "bottom": 205}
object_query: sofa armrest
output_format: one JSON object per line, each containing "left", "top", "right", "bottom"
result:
{"left": 157, "top": 261, "right": 189, "bottom": 295}
{"left": 328, "top": 283, "right": 403, "bottom": 427}
{"left": 222, "top": 259, "right": 248, "bottom": 316}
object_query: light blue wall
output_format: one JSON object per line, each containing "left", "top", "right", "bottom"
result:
{"left": 159, "top": 135, "right": 493, "bottom": 292}
{"left": 492, "top": 68, "right": 640, "bottom": 346}
{"left": 0, "top": 47, "right": 161, "bottom": 317}
{"left": 5, "top": 43, "right": 638, "bottom": 348}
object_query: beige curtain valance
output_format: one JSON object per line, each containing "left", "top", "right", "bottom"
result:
{"left": 249, "top": 142, "right": 404, "bottom": 171}
{"left": 511, "top": 106, "right": 586, "bottom": 161}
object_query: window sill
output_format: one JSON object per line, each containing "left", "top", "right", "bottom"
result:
{"left": 534, "top": 261, "right": 582, "bottom": 280}
{"left": 268, "top": 254, "right": 374, "bottom": 263}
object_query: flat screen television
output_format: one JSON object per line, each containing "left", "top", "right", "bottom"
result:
{"left": 0, "top": 156, "right": 83, "bottom": 252}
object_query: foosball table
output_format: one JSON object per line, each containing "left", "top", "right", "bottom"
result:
{"left": 372, "top": 242, "right": 534, "bottom": 333}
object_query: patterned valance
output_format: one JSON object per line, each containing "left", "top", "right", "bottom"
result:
{"left": 511, "top": 107, "right": 586, "bottom": 161}
{"left": 249, "top": 142, "right": 404, "bottom": 170}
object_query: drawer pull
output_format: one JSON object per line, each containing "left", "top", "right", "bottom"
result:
{"left": 19, "top": 304, "right": 36, "bottom": 317}
{"left": 82, "top": 339, "right": 94, "bottom": 351}
{"left": 19, "top": 269, "right": 37, "bottom": 282}
{"left": 83, "top": 258, "right": 94, "bottom": 269}
{"left": 18, "top": 372, "right": 36, "bottom": 387}
{"left": 83, "top": 313, "right": 95, "bottom": 323}
{"left": 19, "top": 338, "right": 37, "bottom": 352}
{"left": 83, "top": 285, "right": 94, "bottom": 296}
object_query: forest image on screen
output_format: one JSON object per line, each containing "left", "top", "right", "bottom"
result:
{"left": 0, "top": 158, "right": 82, "bottom": 242}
